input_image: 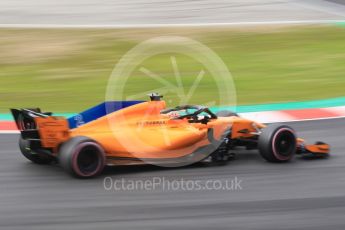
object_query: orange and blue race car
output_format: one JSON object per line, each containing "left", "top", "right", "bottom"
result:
{"left": 11, "top": 94, "right": 330, "bottom": 178}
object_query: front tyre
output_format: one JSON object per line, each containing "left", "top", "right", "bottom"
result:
{"left": 58, "top": 136, "right": 105, "bottom": 178}
{"left": 258, "top": 124, "right": 297, "bottom": 162}
{"left": 19, "top": 137, "right": 54, "bottom": 164}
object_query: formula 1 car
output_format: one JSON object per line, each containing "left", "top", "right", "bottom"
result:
{"left": 11, "top": 94, "right": 330, "bottom": 178}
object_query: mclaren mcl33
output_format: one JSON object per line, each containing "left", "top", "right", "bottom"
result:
{"left": 11, "top": 94, "right": 330, "bottom": 178}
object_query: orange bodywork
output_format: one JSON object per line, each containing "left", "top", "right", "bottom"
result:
{"left": 34, "top": 100, "right": 263, "bottom": 160}
{"left": 297, "top": 138, "right": 330, "bottom": 155}
{"left": 306, "top": 144, "right": 330, "bottom": 154}
{"left": 35, "top": 116, "right": 69, "bottom": 148}
{"left": 32, "top": 99, "right": 329, "bottom": 161}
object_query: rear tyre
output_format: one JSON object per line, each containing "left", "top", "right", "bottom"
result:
{"left": 216, "top": 110, "right": 239, "bottom": 117}
{"left": 19, "top": 137, "right": 54, "bottom": 164}
{"left": 258, "top": 124, "right": 296, "bottom": 162}
{"left": 58, "top": 136, "right": 106, "bottom": 178}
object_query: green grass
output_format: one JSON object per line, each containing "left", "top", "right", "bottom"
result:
{"left": 0, "top": 25, "right": 345, "bottom": 112}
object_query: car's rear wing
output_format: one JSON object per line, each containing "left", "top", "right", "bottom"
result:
{"left": 10, "top": 108, "right": 70, "bottom": 149}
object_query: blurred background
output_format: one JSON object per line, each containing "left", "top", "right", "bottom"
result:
{"left": 0, "top": 0, "right": 345, "bottom": 112}
{"left": 1, "top": 1, "right": 345, "bottom": 230}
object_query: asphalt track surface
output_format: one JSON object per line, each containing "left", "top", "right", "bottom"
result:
{"left": 0, "top": 0, "right": 345, "bottom": 26}
{"left": 0, "top": 118, "right": 344, "bottom": 229}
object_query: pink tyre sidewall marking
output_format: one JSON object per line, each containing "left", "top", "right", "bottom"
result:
{"left": 272, "top": 128, "right": 296, "bottom": 161}
{"left": 71, "top": 142, "right": 105, "bottom": 177}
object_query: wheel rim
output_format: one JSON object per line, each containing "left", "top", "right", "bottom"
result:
{"left": 272, "top": 128, "right": 296, "bottom": 160}
{"left": 73, "top": 143, "right": 104, "bottom": 177}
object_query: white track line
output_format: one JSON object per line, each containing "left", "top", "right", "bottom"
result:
{"left": 0, "top": 131, "right": 19, "bottom": 134}
{"left": 0, "top": 20, "right": 344, "bottom": 29}
{"left": 268, "top": 115, "right": 345, "bottom": 124}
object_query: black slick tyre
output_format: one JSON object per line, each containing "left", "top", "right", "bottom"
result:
{"left": 258, "top": 124, "right": 297, "bottom": 162}
{"left": 58, "top": 136, "right": 106, "bottom": 178}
